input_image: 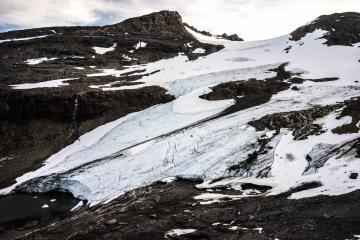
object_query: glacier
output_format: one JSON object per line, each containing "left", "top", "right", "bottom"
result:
{"left": 1, "top": 28, "right": 360, "bottom": 206}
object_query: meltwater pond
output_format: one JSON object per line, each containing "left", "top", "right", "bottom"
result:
{"left": 0, "top": 191, "right": 80, "bottom": 228}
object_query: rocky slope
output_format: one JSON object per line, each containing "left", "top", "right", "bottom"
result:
{"left": 0, "top": 10, "right": 223, "bottom": 86}
{"left": 1, "top": 10, "right": 360, "bottom": 240}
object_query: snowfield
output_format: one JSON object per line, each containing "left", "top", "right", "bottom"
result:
{"left": 1, "top": 27, "right": 360, "bottom": 206}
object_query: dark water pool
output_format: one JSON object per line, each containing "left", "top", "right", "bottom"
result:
{"left": 0, "top": 191, "right": 81, "bottom": 227}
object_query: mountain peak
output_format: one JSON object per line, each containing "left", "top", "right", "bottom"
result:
{"left": 97, "top": 10, "right": 189, "bottom": 40}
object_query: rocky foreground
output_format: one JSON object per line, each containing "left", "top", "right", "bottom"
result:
{"left": 4, "top": 180, "right": 360, "bottom": 240}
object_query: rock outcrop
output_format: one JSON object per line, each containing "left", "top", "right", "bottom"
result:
{"left": 184, "top": 23, "right": 244, "bottom": 41}
{"left": 220, "top": 33, "right": 244, "bottom": 41}
{"left": 291, "top": 12, "right": 360, "bottom": 46}
{"left": 248, "top": 105, "right": 340, "bottom": 140}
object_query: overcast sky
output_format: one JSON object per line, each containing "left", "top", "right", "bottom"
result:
{"left": 1, "top": 0, "right": 360, "bottom": 40}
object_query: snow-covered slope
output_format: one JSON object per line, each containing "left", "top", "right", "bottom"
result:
{"left": 2, "top": 21, "right": 360, "bottom": 206}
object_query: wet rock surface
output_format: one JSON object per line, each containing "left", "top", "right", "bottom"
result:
{"left": 4, "top": 180, "right": 360, "bottom": 240}
{"left": 290, "top": 12, "right": 360, "bottom": 46}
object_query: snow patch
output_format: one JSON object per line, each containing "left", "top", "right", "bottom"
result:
{"left": 194, "top": 193, "right": 244, "bottom": 205}
{"left": 87, "top": 65, "right": 145, "bottom": 79}
{"left": 93, "top": 43, "right": 117, "bottom": 55}
{"left": 185, "top": 26, "right": 229, "bottom": 44}
{"left": 25, "top": 57, "right": 58, "bottom": 65}
{"left": 172, "top": 87, "right": 234, "bottom": 113}
{"left": 135, "top": 41, "right": 147, "bottom": 49}
{"left": 10, "top": 78, "right": 78, "bottom": 89}
{"left": 160, "top": 177, "right": 177, "bottom": 183}
{"left": 165, "top": 229, "right": 196, "bottom": 237}
{"left": 192, "top": 48, "right": 206, "bottom": 54}
{"left": 0, "top": 35, "right": 49, "bottom": 43}
{"left": 122, "top": 54, "right": 132, "bottom": 61}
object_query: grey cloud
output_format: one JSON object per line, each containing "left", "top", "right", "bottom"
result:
{"left": 0, "top": 0, "right": 359, "bottom": 40}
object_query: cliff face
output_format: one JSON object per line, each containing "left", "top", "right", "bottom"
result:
{"left": 0, "top": 86, "right": 174, "bottom": 188}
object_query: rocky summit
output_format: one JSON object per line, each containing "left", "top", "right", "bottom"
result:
{"left": 0, "top": 9, "right": 360, "bottom": 240}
